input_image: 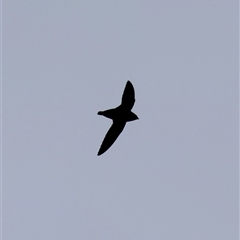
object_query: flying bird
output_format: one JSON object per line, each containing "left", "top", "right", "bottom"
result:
{"left": 97, "top": 81, "right": 139, "bottom": 156}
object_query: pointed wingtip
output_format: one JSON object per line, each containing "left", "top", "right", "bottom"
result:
{"left": 97, "top": 151, "right": 103, "bottom": 156}
{"left": 97, "top": 148, "right": 104, "bottom": 156}
{"left": 126, "top": 81, "right": 134, "bottom": 91}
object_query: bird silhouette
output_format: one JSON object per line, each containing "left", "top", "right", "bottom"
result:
{"left": 97, "top": 81, "right": 139, "bottom": 156}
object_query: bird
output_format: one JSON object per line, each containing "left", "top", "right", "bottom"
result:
{"left": 97, "top": 81, "right": 139, "bottom": 156}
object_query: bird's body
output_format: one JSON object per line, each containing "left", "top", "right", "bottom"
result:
{"left": 97, "top": 81, "right": 138, "bottom": 156}
{"left": 98, "top": 106, "right": 138, "bottom": 122}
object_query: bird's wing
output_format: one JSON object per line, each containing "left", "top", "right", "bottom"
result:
{"left": 98, "top": 121, "right": 126, "bottom": 156}
{"left": 121, "top": 81, "right": 135, "bottom": 111}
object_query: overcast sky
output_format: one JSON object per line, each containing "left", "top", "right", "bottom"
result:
{"left": 3, "top": 1, "right": 238, "bottom": 240}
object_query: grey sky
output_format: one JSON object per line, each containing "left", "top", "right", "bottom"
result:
{"left": 3, "top": 1, "right": 238, "bottom": 239}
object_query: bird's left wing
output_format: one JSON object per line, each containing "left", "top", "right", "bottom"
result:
{"left": 98, "top": 121, "right": 126, "bottom": 156}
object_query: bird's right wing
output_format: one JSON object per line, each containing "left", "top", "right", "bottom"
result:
{"left": 98, "top": 121, "right": 126, "bottom": 156}
{"left": 121, "top": 81, "right": 135, "bottom": 111}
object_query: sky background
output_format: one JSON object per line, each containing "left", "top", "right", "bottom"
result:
{"left": 3, "top": 1, "right": 238, "bottom": 239}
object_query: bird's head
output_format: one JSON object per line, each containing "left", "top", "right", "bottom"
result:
{"left": 127, "top": 112, "right": 139, "bottom": 122}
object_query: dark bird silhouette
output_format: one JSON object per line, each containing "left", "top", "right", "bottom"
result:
{"left": 97, "top": 81, "right": 139, "bottom": 156}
